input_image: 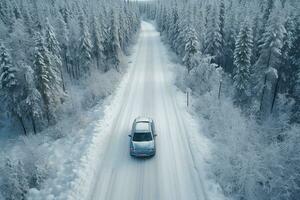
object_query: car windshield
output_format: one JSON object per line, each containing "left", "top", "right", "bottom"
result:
{"left": 133, "top": 132, "right": 152, "bottom": 142}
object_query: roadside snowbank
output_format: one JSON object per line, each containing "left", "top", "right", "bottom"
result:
{"left": 161, "top": 39, "right": 227, "bottom": 200}
{"left": 26, "top": 69, "right": 133, "bottom": 199}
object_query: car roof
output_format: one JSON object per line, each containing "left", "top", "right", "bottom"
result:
{"left": 135, "top": 117, "right": 152, "bottom": 123}
{"left": 135, "top": 121, "right": 151, "bottom": 132}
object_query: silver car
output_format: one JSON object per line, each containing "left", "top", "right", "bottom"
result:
{"left": 128, "top": 117, "right": 157, "bottom": 157}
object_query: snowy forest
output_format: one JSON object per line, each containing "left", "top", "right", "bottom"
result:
{"left": 140, "top": 0, "right": 300, "bottom": 199}
{"left": 0, "top": 0, "right": 139, "bottom": 199}
{"left": 0, "top": 0, "right": 139, "bottom": 135}
{"left": 0, "top": 0, "right": 299, "bottom": 199}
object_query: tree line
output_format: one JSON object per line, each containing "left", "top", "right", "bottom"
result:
{"left": 0, "top": 0, "right": 140, "bottom": 135}
{"left": 141, "top": 0, "right": 299, "bottom": 123}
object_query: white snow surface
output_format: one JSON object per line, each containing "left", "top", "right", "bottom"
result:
{"left": 29, "top": 21, "right": 225, "bottom": 200}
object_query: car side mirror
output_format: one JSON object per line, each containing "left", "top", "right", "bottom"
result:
{"left": 154, "top": 134, "right": 157, "bottom": 137}
{"left": 128, "top": 135, "right": 132, "bottom": 137}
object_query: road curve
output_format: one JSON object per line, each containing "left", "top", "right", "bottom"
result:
{"left": 90, "top": 21, "right": 208, "bottom": 200}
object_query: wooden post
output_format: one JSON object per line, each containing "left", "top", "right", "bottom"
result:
{"left": 218, "top": 80, "right": 222, "bottom": 100}
{"left": 187, "top": 88, "right": 191, "bottom": 107}
{"left": 187, "top": 91, "right": 189, "bottom": 107}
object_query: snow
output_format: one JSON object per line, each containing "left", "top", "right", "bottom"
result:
{"left": 85, "top": 21, "right": 226, "bottom": 200}
{"left": 2, "top": 21, "right": 226, "bottom": 200}
{"left": 25, "top": 62, "right": 132, "bottom": 200}
{"left": 135, "top": 122, "right": 150, "bottom": 132}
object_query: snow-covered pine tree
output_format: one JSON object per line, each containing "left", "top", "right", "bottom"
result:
{"left": 0, "top": 43, "right": 26, "bottom": 132}
{"left": 31, "top": 162, "right": 47, "bottom": 189}
{"left": 262, "top": 0, "right": 275, "bottom": 30}
{"left": 45, "top": 18, "right": 61, "bottom": 66}
{"left": 233, "top": 20, "right": 253, "bottom": 105}
{"left": 174, "top": 15, "right": 188, "bottom": 57}
{"left": 118, "top": 10, "right": 125, "bottom": 53}
{"left": 56, "top": 14, "right": 70, "bottom": 75}
{"left": 2, "top": 159, "right": 29, "bottom": 200}
{"left": 65, "top": 14, "right": 79, "bottom": 80}
{"left": 100, "top": 6, "right": 111, "bottom": 72}
{"left": 0, "top": 0, "right": 16, "bottom": 28}
{"left": 219, "top": 0, "right": 225, "bottom": 44}
{"left": 204, "top": 2, "right": 222, "bottom": 63}
{"left": 169, "top": 6, "right": 180, "bottom": 50}
{"left": 156, "top": 4, "right": 163, "bottom": 32}
{"left": 19, "top": 0, "right": 31, "bottom": 26}
{"left": 9, "top": 18, "right": 31, "bottom": 64}
{"left": 78, "top": 13, "right": 92, "bottom": 77}
{"left": 0, "top": 43, "right": 17, "bottom": 91}
{"left": 183, "top": 25, "right": 201, "bottom": 74}
{"left": 34, "top": 32, "right": 61, "bottom": 124}
{"left": 254, "top": 1, "right": 286, "bottom": 117}
{"left": 122, "top": 11, "right": 130, "bottom": 54}
{"left": 45, "top": 18, "right": 65, "bottom": 92}
{"left": 218, "top": 0, "right": 225, "bottom": 67}
{"left": 21, "top": 63, "right": 43, "bottom": 134}
{"left": 107, "top": 9, "right": 121, "bottom": 71}
{"left": 222, "top": 1, "right": 239, "bottom": 74}
{"left": 193, "top": 4, "right": 206, "bottom": 51}
{"left": 11, "top": 0, "right": 21, "bottom": 20}
{"left": 91, "top": 16, "right": 105, "bottom": 70}
{"left": 160, "top": 7, "right": 168, "bottom": 34}
{"left": 290, "top": 15, "right": 300, "bottom": 123}
{"left": 164, "top": 9, "right": 173, "bottom": 39}
{"left": 256, "top": 0, "right": 276, "bottom": 59}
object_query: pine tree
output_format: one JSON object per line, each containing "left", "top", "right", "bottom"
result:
{"left": 219, "top": 0, "right": 225, "bottom": 42}
{"left": 0, "top": 0, "right": 15, "bottom": 28}
{"left": 194, "top": 5, "right": 206, "bottom": 51}
{"left": 11, "top": 0, "right": 21, "bottom": 20}
{"left": 233, "top": 20, "right": 253, "bottom": 104}
{"left": 204, "top": 3, "right": 222, "bottom": 61}
{"left": 279, "top": 16, "right": 296, "bottom": 94}
{"left": 21, "top": 63, "right": 43, "bottom": 134}
{"left": 118, "top": 11, "right": 125, "bottom": 52}
{"left": 9, "top": 18, "right": 31, "bottom": 63}
{"left": 0, "top": 43, "right": 17, "bottom": 90}
{"left": 255, "top": 2, "right": 286, "bottom": 82}
{"left": 174, "top": 16, "right": 188, "bottom": 57}
{"left": 78, "top": 13, "right": 92, "bottom": 77}
{"left": 34, "top": 32, "right": 61, "bottom": 124}
{"left": 290, "top": 16, "right": 300, "bottom": 123}
{"left": 2, "top": 159, "right": 29, "bottom": 200}
{"left": 222, "top": 2, "right": 238, "bottom": 74}
{"left": 262, "top": 0, "right": 275, "bottom": 28}
{"left": 45, "top": 18, "right": 65, "bottom": 92}
{"left": 183, "top": 25, "right": 201, "bottom": 73}
{"left": 169, "top": 6, "right": 180, "bottom": 50}
{"left": 219, "top": 0, "right": 225, "bottom": 66}
{"left": 122, "top": 12, "right": 130, "bottom": 53}
{"left": 254, "top": 1, "right": 286, "bottom": 116}
{"left": 45, "top": 18, "right": 61, "bottom": 64}
{"left": 91, "top": 16, "right": 105, "bottom": 70}
{"left": 56, "top": 14, "right": 70, "bottom": 75}
{"left": 107, "top": 9, "right": 121, "bottom": 71}
{"left": 0, "top": 44, "right": 30, "bottom": 134}
{"left": 101, "top": 7, "right": 111, "bottom": 72}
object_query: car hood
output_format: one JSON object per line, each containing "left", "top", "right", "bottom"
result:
{"left": 132, "top": 141, "right": 154, "bottom": 151}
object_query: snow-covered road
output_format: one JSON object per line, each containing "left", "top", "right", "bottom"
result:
{"left": 89, "top": 21, "right": 210, "bottom": 200}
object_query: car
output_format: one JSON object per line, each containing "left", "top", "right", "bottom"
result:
{"left": 128, "top": 117, "right": 157, "bottom": 157}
